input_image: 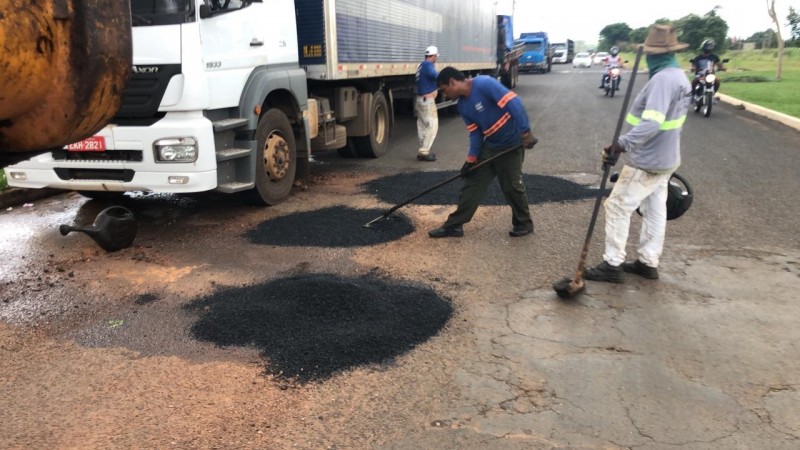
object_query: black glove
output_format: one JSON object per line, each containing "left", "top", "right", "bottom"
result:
{"left": 602, "top": 141, "right": 625, "bottom": 166}
{"left": 460, "top": 160, "right": 477, "bottom": 177}
{"left": 521, "top": 131, "right": 538, "bottom": 149}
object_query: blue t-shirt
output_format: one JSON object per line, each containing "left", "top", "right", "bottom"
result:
{"left": 457, "top": 76, "right": 531, "bottom": 159}
{"left": 416, "top": 60, "right": 438, "bottom": 96}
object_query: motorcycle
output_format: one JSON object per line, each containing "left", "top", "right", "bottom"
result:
{"left": 602, "top": 65, "right": 622, "bottom": 97}
{"left": 692, "top": 58, "right": 729, "bottom": 117}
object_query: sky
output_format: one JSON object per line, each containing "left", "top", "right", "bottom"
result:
{"left": 507, "top": 0, "right": 799, "bottom": 45}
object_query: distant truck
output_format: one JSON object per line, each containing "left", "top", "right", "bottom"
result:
{"left": 7, "top": 0, "right": 522, "bottom": 205}
{"left": 517, "top": 32, "right": 552, "bottom": 73}
{"left": 551, "top": 39, "right": 575, "bottom": 64}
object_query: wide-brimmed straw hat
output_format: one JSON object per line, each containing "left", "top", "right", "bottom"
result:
{"left": 640, "top": 24, "right": 689, "bottom": 54}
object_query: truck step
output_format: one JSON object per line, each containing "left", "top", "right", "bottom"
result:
{"left": 216, "top": 181, "right": 254, "bottom": 193}
{"left": 215, "top": 147, "right": 251, "bottom": 162}
{"left": 212, "top": 118, "right": 248, "bottom": 132}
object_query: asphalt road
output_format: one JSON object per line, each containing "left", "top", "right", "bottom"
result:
{"left": 1, "top": 64, "right": 799, "bottom": 449}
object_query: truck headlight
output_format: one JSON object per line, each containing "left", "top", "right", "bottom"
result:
{"left": 154, "top": 137, "right": 198, "bottom": 162}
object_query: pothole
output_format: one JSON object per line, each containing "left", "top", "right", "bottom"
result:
{"left": 185, "top": 273, "right": 453, "bottom": 383}
{"left": 245, "top": 206, "right": 414, "bottom": 247}
{"left": 362, "top": 172, "right": 606, "bottom": 206}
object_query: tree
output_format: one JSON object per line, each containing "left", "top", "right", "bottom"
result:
{"left": 745, "top": 30, "right": 778, "bottom": 48}
{"left": 598, "top": 23, "right": 632, "bottom": 51}
{"left": 767, "top": 0, "right": 784, "bottom": 80}
{"left": 676, "top": 10, "right": 729, "bottom": 53}
{"left": 629, "top": 27, "right": 649, "bottom": 45}
{"left": 788, "top": 6, "right": 800, "bottom": 42}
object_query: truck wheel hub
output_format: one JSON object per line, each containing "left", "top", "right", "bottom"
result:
{"left": 264, "top": 132, "right": 289, "bottom": 181}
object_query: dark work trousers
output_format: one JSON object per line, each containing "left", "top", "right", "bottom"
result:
{"left": 443, "top": 146, "right": 533, "bottom": 230}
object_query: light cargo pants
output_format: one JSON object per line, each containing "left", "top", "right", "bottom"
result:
{"left": 603, "top": 165, "right": 671, "bottom": 268}
{"left": 415, "top": 96, "right": 438, "bottom": 156}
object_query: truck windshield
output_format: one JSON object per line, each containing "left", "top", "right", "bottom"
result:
{"left": 131, "top": 0, "right": 193, "bottom": 26}
{"left": 523, "top": 43, "right": 542, "bottom": 52}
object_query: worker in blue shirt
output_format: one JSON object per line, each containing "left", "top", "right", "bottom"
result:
{"left": 415, "top": 46, "right": 440, "bottom": 162}
{"left": 428, "top": 67, "right": 538, "bottom": 238}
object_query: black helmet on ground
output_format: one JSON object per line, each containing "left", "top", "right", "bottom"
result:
{"left": 609, "top": 172, "right": 694, "bottom": 221}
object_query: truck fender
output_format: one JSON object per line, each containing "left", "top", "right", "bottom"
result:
{"left": 239, "top": 66, "right": 308, "bottom": 131}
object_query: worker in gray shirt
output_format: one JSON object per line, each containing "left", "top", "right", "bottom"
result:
{"left": 585, "top": 24, "right": 691, "bottom": 283}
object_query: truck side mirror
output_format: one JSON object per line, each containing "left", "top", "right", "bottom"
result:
{"left": 199, "top": 4, "right": 213, "bottom": 19}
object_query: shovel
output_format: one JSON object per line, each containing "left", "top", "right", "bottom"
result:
{"left": 363, "top": 142, "right": 534, "bottom": 228}
{"left": 553, "top": 46, "right": 644, "bottom": 299}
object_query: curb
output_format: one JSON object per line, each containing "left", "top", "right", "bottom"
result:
{"left": 716, "top": 93, "right": 800, "bottom": 131}
{"left": 2, "top": 93, "right": 798, "bottom": 209}
{"left": 0, "top": 187, "right": 66, "bottom": 210}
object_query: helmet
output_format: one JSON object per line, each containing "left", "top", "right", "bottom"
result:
{"left": 612, "top": 172, "right": 693, "bottom": 221}
{"left": 702, "top": 39, "right": 715, "bottom": 52}
{"left": 424, "top": 46, "right": 439, "bottom": 56}
{"left": 664, "top": 173, "right": 693, "bottom": 220}
{"left": 610, "top": 46, "right": 619, "bottom": 56}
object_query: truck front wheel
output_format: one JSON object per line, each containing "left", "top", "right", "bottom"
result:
{"left": 353, "top": 92, "right": 390, "bottom": 158}
{"left": 242, "top": 109, "right": 296, "bottom": 205}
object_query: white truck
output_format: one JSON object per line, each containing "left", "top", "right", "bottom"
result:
{"left": 7, "top": 0, "right": 518, "bottom": 205}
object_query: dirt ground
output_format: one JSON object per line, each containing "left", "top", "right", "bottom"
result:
{"left": 2, "top": 166, "right": 798, "bottom": 449}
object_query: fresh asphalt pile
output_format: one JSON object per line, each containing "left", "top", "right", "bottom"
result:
{"left": 362, "top": 172, "right": 605, "bottom": 206}
{"left": 245, "top": 206, "right": 414, "bottom": 247}
{"left": 185, "top": 273, "right": 453, "bottom": 383}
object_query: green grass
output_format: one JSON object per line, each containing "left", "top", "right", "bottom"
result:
{"left": 713, "top": 49, "right": 800, "bottom": 118}
{"left": 621, "top": 48, "right": 800, "bottom": 118}
{"left": 0, "top": 169, "right": 7, "bottom": 191}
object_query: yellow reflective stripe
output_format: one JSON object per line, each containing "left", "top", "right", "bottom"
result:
{"left": 626, "top": 113, "right": 686, "bottom": 130}
{"left": 641, "top": 109, "right": 666, "bottom": 124}
{"left": 661, "top": 115, "right": 686, "bottom": 130}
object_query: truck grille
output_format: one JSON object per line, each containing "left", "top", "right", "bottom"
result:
{"left": 54, "top": 168, "right": 135, "bottom": 182}
{"left": 113, "top": 64, "right": 181, "bottom": 126}
{"left": 51, "top": 149, "right": 144, "bottom": 162}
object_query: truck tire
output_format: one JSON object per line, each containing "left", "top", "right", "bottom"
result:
{"left": 353, "top": 92, "right": 390, "bottom": 158}
{"left": 242, "top": 109, "right": 296, "bottom": 205}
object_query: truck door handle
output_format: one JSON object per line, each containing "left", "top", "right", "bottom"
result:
{"left": 250, "top": 39, "right": 264, "bottom": 47}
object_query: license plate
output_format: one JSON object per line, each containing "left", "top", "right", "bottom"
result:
{"left": 67, "top": 136, "right": 106, "bottom": 152}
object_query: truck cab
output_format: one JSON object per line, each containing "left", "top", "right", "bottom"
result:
{"left": 7, "top": 0, "right": 310, "bottom": 205}
{"left": 516, "top": 32, "right": 551, "bottom": 73}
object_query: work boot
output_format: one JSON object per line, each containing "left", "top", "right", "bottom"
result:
{"left": 622, "top": 259, "right": 659, "bottom": 280}
{"left": 417, "top": 153, "right": 437, "bottom": 162}
{"left": 428, "top": 225, "right": 463, "bottom": 238}
{"left": 508, "top": 225, "right": 534, "bottom": 237}
{"left": 584, "top": 261, "right": 624, "bottom": 283}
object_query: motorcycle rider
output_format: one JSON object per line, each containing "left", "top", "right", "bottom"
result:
{"left": 690, "top": 39, "right": 724, "bottom": 99}
{"left": 599, "top": 46, "right": 625, "bottom": 90}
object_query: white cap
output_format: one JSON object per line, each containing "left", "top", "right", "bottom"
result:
{"left": 424, "top": 46, "right": 439, "bottom": 56}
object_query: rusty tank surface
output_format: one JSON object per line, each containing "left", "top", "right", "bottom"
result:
{"left": 0, "top": 0, "right": 131, "bottom": 164}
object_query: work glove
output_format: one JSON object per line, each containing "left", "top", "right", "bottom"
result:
{"left": 602, "top": 141, "right": 625, "bottom": 166}
{"left": 521, "top": 131, "right": 538, "bottom": 150}
{"left": 460, "top": 160, "right": 477, "bottom": 177}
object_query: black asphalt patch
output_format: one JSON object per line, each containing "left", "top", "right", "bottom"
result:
{"left": 362, "top": 171, "right": 605, "bottom": 206}
{"left": 245, "top": 206, "right": 414, "bottom": 247}
{"left": 185, "top": 273, "right": 453, "bottom": 383}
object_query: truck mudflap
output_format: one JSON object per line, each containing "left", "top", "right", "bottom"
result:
{"left": 0, "top": 0, "right": 132, "bottom": 154}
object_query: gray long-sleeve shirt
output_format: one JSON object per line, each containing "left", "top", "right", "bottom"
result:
{"left": 618, "top": 67, "right": 691, "bottom": 172}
